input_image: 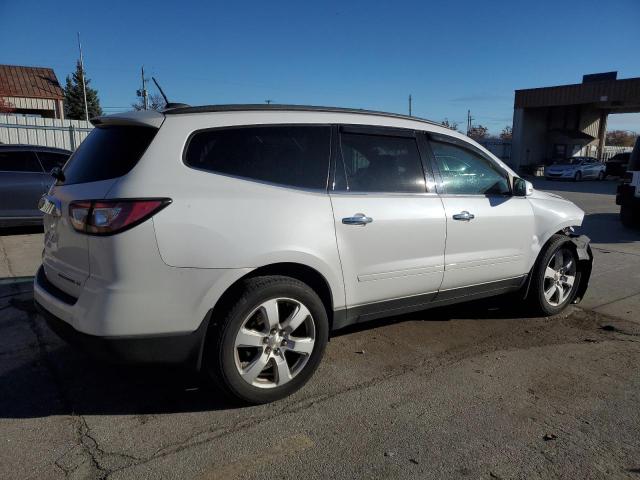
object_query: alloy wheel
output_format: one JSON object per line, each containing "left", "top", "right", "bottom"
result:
{"left": 233, "top": 298, "right": 316, "bottom": 389}
{"left": 543, "top": 248, "right": 576, "bottom": 306}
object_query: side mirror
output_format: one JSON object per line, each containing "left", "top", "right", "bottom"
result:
{"left": 513, "top": 177, "right": 533, "bottom": 197}
{"left": 50, "top": 167, "right": 65, "bottom": 183}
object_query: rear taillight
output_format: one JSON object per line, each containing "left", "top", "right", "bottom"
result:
{"left": 69, "top": 198, "right": 171, "bottom": 235}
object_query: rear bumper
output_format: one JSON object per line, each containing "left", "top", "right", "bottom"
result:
{"left": 35, "top": 298, "right": 210, "bottom": 367}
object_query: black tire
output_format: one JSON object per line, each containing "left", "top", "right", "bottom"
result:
{"left": 574, "top": 171, "right": 582, "bottom": 182}
{"left": 528, "top": 235, "right": 581, "bottom": 316}
{"left": 620, "top": 205, "right": 639, "bottom": 229}
{"left": 203, "top": 275, "right": 329, "bottom": 404}
{"left": 597, "top": 171, "right": 605, "bottom": 181}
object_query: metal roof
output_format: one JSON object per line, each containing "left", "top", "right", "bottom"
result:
{"left": 163, "top": 103, "right": 441, "bottom": 127}
{"left": 0, "top": 64, "right": 64, "bottom": 100}
{"left": 515, "top": 76, "right": 640, "bottom": 110}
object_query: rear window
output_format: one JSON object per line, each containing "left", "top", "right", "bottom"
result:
{"left": 37, "top": 151, "right": 70, "bottom": 172}
{"left": 0, "top": 150, "right": 43, "bottom": 172}
{"left": 62, "top": 126, "right": 157, "bottom": 184}
{"left": 184, "top": 125, "right": 331, "bottom": 189}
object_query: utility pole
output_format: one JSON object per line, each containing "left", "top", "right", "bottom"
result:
{"left": 265, "top": 99, "right": 272, "bottom": 104}
{"left": 408, "top": 94, "right": 412, "bottom": 116}
{"left": 140, "top": 66, "right": 149, "bottom": 110}
{"left": 77, "top": 32, "right": 89, "bottom": 121}
{"left": 466, "top": 109, "right": 473, "bottom": 136}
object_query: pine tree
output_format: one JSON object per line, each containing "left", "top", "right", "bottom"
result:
{"left": 64, "top": 61, "right": 102, "bottom": 120}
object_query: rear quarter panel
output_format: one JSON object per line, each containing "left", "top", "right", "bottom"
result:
{"left": 105, "top": 113, "right": 346, "bottom": 310}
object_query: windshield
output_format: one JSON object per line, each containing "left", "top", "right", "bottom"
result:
{"left": 556, "top": 158, "right": 581, "bottom": 165}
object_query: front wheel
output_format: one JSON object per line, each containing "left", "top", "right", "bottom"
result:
{"left": 528, "top": 235, "right": 581, "bottom": 316}
{"left": 204, "top": 275, "right": 329, "bottom": 404}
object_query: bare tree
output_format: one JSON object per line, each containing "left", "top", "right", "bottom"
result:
{"left": 441, "top": 118, "right": 459, "bottom": 132}
{"left": 132, "top": 93, "right": 167, "bottom": 112}
{"left": 467, "top": 124, "right": 489, "bottom": 140}
{"left": 500, "top": 126, "right": 513, "bottom": 141}
{"left": 606, "top": 130, "right": 637, "bottom": 147}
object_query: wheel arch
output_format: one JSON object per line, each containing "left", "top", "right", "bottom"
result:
{"left": 522, "top": 231, "right": 593, "bottom": 303}
{"left": 195, "top": 262, "right": 338, "bottom": 370}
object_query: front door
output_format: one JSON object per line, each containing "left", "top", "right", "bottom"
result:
{"left": 427, "top": 136, "right": 534, "bottom": 293}
{"left": 330, "top": 127, "right": 446, "bottom": 317}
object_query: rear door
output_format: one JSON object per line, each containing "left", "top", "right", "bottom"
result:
{"left": 42, "top": 126, "right": 158, "bottom": 297}
{"left": 330, "top": 126, "right": 446, "bottom": 318}
{"left": 427, "top": 134, "right": 534, "bottom": 294}
{"left": 0, "top": 149, "right": 45, "bottom": 219}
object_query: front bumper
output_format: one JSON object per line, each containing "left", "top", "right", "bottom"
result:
{"left": 545, "top": 170, "right": 577, "bottom": 178}
{"left": 568, "top": 234, "right": 593, "bottom": 304}
{"left": 35, "top": 298, "right": 209, "bottom": 367}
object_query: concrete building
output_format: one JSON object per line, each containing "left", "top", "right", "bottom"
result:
{"left": 0, "top": 64, "right": 65, "bottom": 119}
{"left": 511, "top": 72, "right": 640, "bottom": 172}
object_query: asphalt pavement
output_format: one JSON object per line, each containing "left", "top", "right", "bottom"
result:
{"left": 0, "top": 178, "right": 639, "bottom": 480}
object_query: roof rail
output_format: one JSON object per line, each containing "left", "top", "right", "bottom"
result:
{"left": 162, "top": 103, "right": 440, "bottom": 126}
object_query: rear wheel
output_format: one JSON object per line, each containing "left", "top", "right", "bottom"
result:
{"left": 528, "top": 235, "right": 581, "bottom": 316}
{"left": 204, "top": 275, "right": 329, "bottom": 404}
{"left": 574, "top": 171, "right": 582, "bottom": 182}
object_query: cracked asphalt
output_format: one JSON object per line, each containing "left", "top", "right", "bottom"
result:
{"left": 1, "top": 179, "right": 639, "bottom": 479}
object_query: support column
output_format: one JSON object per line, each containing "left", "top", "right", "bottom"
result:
{"left": 596, "top": 110, "right": 608, "bottom": 161}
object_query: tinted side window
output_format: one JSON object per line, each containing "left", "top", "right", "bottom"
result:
{"left": 338, "top": 133, "right": 425, "bottom": 193}
{"left": 430, "top": 141, "right": 510, "bottom": 195}
{"left": 37, "top": 152, "right": 70, "bottom": 172}
{"left": 62, "top": 126, "right": 157, "bottom": 185}
{"left": 0, "top": 151, "right": 43, "bottom": 172}
{"left": 185, "top": 126, "right": 331, "bottom": 189}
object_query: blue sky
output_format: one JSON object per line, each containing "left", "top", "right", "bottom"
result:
{"left": 2, "top": 0, "right": 639, "bottom": 133}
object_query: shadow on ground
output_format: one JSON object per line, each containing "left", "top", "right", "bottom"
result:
{"left": 0, "top": 225, "right": 44, "bottom": 236}
{"left": 581, "top": 213, "right": 640, "bottom": 244}
{"left": 531, "top": 177, "right": 618, "bottom": 196}
{"left": 0, "top": 287, "right": 530, "bottom": 419}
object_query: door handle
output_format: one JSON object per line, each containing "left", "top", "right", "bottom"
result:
{"left": 452, "top": 211, "right": 475, "bottom": 221}
{"left": 342, "top": 213, "right": 373, "bottom": 226}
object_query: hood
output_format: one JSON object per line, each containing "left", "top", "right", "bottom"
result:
{"left": 547, "top": 163, "right": 577, "bottom": 171}
{"left": 529, "top": 189, "right": 566, "bottom": 201}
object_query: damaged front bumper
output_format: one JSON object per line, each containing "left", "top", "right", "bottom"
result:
{"left": 568, "top": 234, "right": 593, "bottom": 304}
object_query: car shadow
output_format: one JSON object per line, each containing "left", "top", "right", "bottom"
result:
{"left": 530, "top": 177, "right": 618, "bottom": 196}
{"left": 0, "top": 225, "right": 44, "bottom": 236}
{"left": 0, "top": 288, "right": 531, "bottom": 419}
{"left": 332, "top": 293, "right": 534, "bottom": 338}
{"left": 582, "top": 213, "right": 640, "bottom": 244}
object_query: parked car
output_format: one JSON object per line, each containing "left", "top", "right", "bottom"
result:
{"left": 544, "top": 156, "right": 605, "bottom": 181}
{"left": 34, "top": 105, "right": 593, "bottom": 404}
{"left": 0, "top": 145, "right": 71, "bottom": 227}
{"left": 605, "top": 152, "right": 631, "bottom": 178}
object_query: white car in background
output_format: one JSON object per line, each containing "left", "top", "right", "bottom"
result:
{"left": 544, "top": 156, "right": 606, "bottom": 181}
{"left": 34, "top": 105, "right": 593, "bottom": 404}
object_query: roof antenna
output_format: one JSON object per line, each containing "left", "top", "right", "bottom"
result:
{"left": 152, "top": 77, "right": 169, "bottom": 105}
{"left": 151, "top": 77, "right": 189, "bottom": 110}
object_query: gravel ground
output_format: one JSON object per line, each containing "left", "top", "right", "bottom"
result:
{"left": 0, "top": 178, "right": 639, "bottom": 480}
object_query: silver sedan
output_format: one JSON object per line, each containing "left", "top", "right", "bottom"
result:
{"left": 545, "top": 156, "right": 606, "bottom": 181}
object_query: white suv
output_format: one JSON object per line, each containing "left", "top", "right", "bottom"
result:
{"left": 34, "top": 105, "right": 593, "bottom": 404}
